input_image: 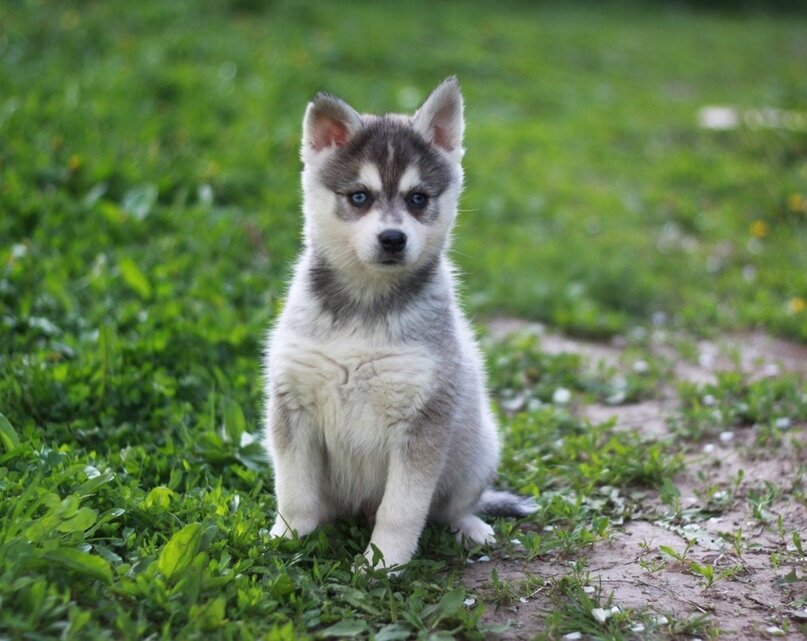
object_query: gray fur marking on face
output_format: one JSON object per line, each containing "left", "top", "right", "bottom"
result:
{"left": 320, "top": 117, "right": 453, "bottom": 223}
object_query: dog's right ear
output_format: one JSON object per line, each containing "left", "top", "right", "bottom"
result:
{"left": 301, "top": 93, "right": 362, "bottom": 160}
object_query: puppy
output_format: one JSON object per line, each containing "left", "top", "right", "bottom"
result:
{"left": 263, "top": 77, "right": 535, "bottom": 569}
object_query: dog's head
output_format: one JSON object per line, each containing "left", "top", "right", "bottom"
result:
{"left": 299, "top": 78, "right": 464, "bottom": 278}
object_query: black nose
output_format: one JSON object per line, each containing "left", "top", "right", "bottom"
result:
{"left": 378, "top": 229, "right": 407, "bottom": 253}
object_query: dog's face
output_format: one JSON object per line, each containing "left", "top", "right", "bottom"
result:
{"left": 299, "top": 78, "right": 464, "bottom": 278}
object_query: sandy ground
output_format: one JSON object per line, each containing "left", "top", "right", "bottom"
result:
{"left": 466, "top": 320, "right": 807, "bottom": 640}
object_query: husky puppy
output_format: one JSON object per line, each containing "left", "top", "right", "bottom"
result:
{"left": 263, "top": 77, "right": 535, "bottom": 569}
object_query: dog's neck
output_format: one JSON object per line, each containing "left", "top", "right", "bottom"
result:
{"left": 304, "top": 247, "right": 444, "bottom": 327}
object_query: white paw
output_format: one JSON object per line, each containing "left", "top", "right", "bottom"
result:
{"left": 451, "top": 515, "right": 496, "bottom": 547}
{"left": 269, "top": 513, "right": 318, "bottom": 539}
{"left": 363, "top": 545, "right": 407, "bottom": 571}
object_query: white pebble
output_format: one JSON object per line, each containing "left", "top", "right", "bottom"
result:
{"left": 591, "top": 607, "right": 611, "bottom": 623}
{"left": 766, "top": 626, "right": 784, "bottom": 636}
{"left": 630, "top": 624, "right": 645, "bottom": 633}
{"left": 719, "top": 431, "right": 734, "bottom": 443}
{"left": 698, "top": 353, "right": 715, "bottom": 368}
{"left": 519, "top": 597, "right": 528, "bottom": 604}
{"left": 583, "top": 585, "right": 595, "bottom": 594}
{"left": 562, "top": 633, "right": 582, "bottom": 640}
{"left": 463, "top": 597, "right": 476, "bottom": 607}
{"left": 703, "top": 443, "right": 716, "bottom": 454}
{"left": 774, "top": 417, "right": 791, "bottom": 430}
{"left": 762, "top": 364, "right": 781, "bottom": 378}
{"left": 632, "top": 359, "right": 649, "bottom": 374}
{"left": 655, "top": 615, "right": 669, "bottom": 625}
{"left": 702, "top": 394, "right": 717, "bottom": 407}
{"left": 477, "top": 555, "right": 490, "bottom": 563}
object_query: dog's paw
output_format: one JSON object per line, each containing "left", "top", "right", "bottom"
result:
{"left": 451, "top": 515, "right": 496, "bottom": 548}
{"left": 269, "top": 514, "right": 318, "bottom": 539}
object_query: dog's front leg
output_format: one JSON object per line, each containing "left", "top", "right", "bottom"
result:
{"left": 267, "top": 401, "right": 323, "bottom": 539}
{"left": 365, "top": 430, "right": 445, "bottom": 569}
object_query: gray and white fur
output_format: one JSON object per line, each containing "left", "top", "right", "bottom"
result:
{"left": 263, "top": 77, "right": 535, "bottom": 569}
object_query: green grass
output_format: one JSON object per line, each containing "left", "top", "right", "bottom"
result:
{"left": 1, "top": 0, "right": 806, "bottom": 639}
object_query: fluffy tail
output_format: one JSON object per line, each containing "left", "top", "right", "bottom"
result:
{"left": 477, "top": 489, "right": 538, "bottom": 518}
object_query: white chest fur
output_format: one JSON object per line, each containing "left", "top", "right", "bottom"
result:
{"left": 269, "top": 330, "right": 438, "bottom": 509}
{"left": 272, "top": 334, "right": 436, "bottom": 425}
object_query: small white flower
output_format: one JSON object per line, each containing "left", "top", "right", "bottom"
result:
{"left": 527, "top": 398, "right": 543, "bottom": 412}
{"left": 702, "top": 394, "right": 716, "bottom": 407}
{"left": 553, "top": 387, "right": 572, "bottom": 405}
{"left": 501, "top": 395, "right": 525, "bottom": 412}
{"left": 11, "top": 243, "right": 28, "bottom": 259}
{"left": 698, "top": 106, "right": 739, "bottom": 130}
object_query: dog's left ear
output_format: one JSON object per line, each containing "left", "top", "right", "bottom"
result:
{"left": 413, "top": 76, "right": 464, "bottom": 155}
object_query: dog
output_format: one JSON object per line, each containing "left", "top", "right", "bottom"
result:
{"left": 263, "top": 77, "right": 535, "bottom": 569}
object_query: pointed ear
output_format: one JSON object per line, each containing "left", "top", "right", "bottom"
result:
{"left": 302, "top": 93, "right": 362, "bottom": 157}
{"left": 412, "top": 76, "right": 464, "bottom": 153}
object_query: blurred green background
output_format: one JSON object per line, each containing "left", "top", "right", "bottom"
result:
{"left": 3, "top": 0, "right": 806, "bottom": 345}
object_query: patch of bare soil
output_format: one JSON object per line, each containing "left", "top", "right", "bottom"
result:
{"left": 472, "top": 320, "right": 807, "bottom": 640}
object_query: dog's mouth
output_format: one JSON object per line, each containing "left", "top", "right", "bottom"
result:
{"left": 376, "top": 253, "right": 407, "bottom": 267}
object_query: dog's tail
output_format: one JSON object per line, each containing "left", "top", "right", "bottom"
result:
{"left": 477, "top": 488, "right": 537, "bottom": 518}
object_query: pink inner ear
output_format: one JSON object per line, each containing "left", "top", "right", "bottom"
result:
{"left": 431, "top": 124, "right": 454, "bottom": 151}
{"left": 312, "top": 117, "right": 350, "bottom": 151}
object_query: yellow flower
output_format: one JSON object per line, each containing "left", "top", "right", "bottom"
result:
{"left": 788, "top": 193, "right": 806, "bottom": 214}
{"left": 788, "top": 297, "right": 806, "bottom": 314}
{"left": 750, "top": 220, "right": 768, "bottom": 238}
{"left": 68, "top": 154, "right": 81, "bottom": 171}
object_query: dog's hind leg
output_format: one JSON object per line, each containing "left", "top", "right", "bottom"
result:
{"left": 450, "top": 514, "right": 496, "bottom": 547}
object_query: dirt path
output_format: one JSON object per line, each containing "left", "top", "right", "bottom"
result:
{"left": 468, "top": 320, "right": 807, "bottom": 640}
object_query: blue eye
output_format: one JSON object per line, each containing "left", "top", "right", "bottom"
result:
{"left": 349, "top": 191, "right": 368, "bottom": 206}
{"left": 409, "top": 192, "right": 428, "bottom": 209}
